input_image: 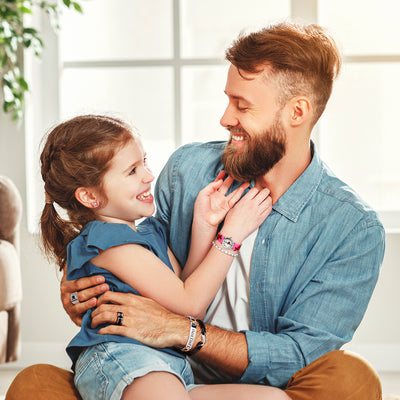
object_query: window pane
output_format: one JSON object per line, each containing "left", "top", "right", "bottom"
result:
{"left": 319, "top": 63, "right": 400, "bottom": 211}
{"left": 180, "top": 0, "right": 290, "bottom": 58}
{"left": 60, "top": 0, "right": 173, "bottom": 61}
{"left": 181, "top": 65, "right": 229, "bottom": 143}
{"left": 319, "top": 0, "right": 400, "bottom": 55}
{"left": 60, "top": 67, "right": 175, "bottom": 177}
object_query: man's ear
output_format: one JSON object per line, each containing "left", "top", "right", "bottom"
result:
{"left": 288, "top": 97, "right": 311, "bottom": 127}
{"left": 75, "top": 187, "right": 99, "bottom": 208}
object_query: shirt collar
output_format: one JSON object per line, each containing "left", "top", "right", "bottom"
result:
{"left": 272, "top": 141, "right": 323, "bottom": 222}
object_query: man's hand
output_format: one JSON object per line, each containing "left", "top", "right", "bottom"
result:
{"left": 60, "top": 268, "right": 109, "bottom": 326}
{"left": 91, "top": 291, "right": 188, "bottom": 348}
{"left": 91, "top": 291, "right": 249, "bottom": 378}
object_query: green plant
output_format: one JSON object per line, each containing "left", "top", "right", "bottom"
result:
{"left": 0, "top": 0, "right": 82, "bottom": 120}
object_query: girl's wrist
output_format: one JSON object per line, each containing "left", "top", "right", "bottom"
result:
{"left": 219, "top": 227, "right": 244, "bottom": 244}
{"left": 192, "top": 217, "right": 218, "bottom": 234}
{"left": 216, "top": 231, "right": 243, "bottom": 251}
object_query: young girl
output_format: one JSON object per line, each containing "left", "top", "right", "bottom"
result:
{"left": 40, "top": 114, "right": 272, "bottom": 400}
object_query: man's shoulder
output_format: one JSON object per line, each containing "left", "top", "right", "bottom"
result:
{"left": 317, "top": 163, "right": 383, "bottom": 230}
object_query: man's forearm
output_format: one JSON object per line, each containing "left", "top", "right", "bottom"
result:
{"left": 190, "top": 323, "right": 249, "bottom": 378}
{"left": 92, "top": 292, "right": 250, "bottom": 378}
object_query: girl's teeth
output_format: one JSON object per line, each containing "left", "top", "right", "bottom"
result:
{"left": 138, "top": 191, "right": 151, "bottom": 200}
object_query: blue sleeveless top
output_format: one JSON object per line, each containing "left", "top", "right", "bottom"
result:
{"left": 66, "top": 217, "right": 184, "bottom": 368}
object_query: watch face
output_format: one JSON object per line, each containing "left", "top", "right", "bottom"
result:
{"left": 222, "top": 237, "right": 234, "bottom": 250}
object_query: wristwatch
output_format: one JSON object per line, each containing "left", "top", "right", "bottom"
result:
{"left": 216, "top": 232, "right": 242, "bottom": 251}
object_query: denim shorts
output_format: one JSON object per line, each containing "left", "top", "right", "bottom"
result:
{"left": 74, "top": 342, "right": 195, "bottom": 400}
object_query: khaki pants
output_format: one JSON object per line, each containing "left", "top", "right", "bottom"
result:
{"left": 5, "top": 350, "right": 381, "bottom": 400}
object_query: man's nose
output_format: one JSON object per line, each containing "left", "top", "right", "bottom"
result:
{"left": 220, "top": 104, "right": 239, "bottom": 128}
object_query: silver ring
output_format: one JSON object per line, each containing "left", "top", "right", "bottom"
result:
{"left": 70, "top": 291, "right": 79, "bottom": 305}
{"left": 116, "top": 311, "right": 124, "bottom": 326}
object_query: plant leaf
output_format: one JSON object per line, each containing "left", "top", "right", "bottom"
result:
{"left": 72, "top": 2, "right": 83, "bottom": 13}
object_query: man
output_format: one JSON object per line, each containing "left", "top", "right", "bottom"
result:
{"left": 6, "top": 22, "right": 385, "bottom": 399}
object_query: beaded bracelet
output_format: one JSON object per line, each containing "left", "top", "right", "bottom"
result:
{"left": 180, "top": 316, "right": 197, "bottom": 352}
{"left": 188, "top": 318, "right": 206, "bottom": 356}
{"left": 212, "top": 240, "right": 239, "bottom": 257}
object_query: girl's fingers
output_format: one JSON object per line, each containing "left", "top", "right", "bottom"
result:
{"left": 226, "top": 182, "right": 250, "bottom": 207}
{"left": 254, "top": 188, "right": 271, "bottom": 204}
{"left": 218, "top": 175, "right": 234, "bottom": 195}
{"left": 214, "top": 170, "right": 226, "bottom": 182}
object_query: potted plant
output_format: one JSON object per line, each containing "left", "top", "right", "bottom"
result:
{"left": 0, "top": 0, "right": 82, "bottom": 120}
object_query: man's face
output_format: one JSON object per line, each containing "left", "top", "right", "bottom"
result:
{"left": 220, "top": 65, "right": 286, "bottom": 182}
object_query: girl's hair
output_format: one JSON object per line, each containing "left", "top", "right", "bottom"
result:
{"left": 225, "top": 22, "right": 342, "bottom": 126}
{"left": 40, "top": 114, "right": 135, "bottom": 270}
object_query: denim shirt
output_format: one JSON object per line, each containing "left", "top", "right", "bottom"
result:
{"left": 154, "top": 141, "right": 385, "bottom": 388}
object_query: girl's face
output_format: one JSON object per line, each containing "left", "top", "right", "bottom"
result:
{"left": 95, "top": 138, "right": 155, "bottom": 229}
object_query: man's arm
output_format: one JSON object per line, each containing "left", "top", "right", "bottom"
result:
{"left": 90, "top": 221, "right": 385, "bottom": 387}
{"left": 90, "top": 290, "right": 249, "bottom": 378}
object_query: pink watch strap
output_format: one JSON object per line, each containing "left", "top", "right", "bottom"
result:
{"left": 216, "top": 232, "right": 242, "bottom": 251}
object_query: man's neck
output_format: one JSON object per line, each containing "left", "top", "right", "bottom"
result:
{"left": 255, "top": 141, "right": 312, "bottom": 205}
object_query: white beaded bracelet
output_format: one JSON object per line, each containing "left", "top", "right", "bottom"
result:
{"left": 180, "top": 316, "right": 197, "bottom": 352}
{"left": 212, "top": 240, "right": 239, "bottom": 257}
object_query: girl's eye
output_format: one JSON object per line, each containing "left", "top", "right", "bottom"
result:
{"left": 129, "top": 167, "right": 136, "bottom": 175}
{"left": 143, "top": 157, "right": 148, "bottom": 165}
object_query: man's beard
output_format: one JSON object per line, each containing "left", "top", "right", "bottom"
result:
{"left": 222, "top": 115, "right": 287, "bottom": 182}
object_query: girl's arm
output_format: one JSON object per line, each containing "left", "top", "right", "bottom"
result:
{"left": 92, "top": 186, "right": 272, "bottom": 319}
{"left": 181, "top": 171, "right": 248, "bottom": 281}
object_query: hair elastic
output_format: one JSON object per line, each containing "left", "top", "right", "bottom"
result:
{"left": 45, "top": 191, "right": 53, "bottom": 205}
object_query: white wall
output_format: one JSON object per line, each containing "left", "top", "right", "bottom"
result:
{"left": 0, "top": 113, "right": 78, "bottom": 371}
{"left": 0, "top": 111, "right": 399, "bottom": 374}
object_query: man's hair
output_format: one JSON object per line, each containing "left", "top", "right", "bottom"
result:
{"left": 225, "top": 22, "right": 342, "bottom": 125}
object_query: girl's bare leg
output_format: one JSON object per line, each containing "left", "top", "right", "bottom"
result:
{"left": 121, "top": 371, "right": 191, "bottom": 400}
{"left": 189, "top": 383, "right": 292, "bottom": 400}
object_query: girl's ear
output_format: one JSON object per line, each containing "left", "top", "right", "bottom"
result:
{"left": 75, "top": 187, "right": 99, "bottom": 208}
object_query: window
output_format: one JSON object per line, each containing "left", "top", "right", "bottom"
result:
{"left": 26, "top": 0, "right": 400, "bottom": 232}
{"left": 317, "top": 0, "right": 400, "bottom": 231}
{"left": 58, "top": 0, "right": 290, "bottom": 176}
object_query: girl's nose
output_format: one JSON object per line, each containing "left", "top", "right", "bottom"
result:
{"left": 142, "top": 168, "right": 154, "bottom": 184}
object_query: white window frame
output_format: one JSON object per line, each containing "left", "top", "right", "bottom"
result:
{"left": 25, "top": 0, "right": 400, "bottom": 233}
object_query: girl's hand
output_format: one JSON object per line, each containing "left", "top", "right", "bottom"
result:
{"left": 221, "top": 187, "right": 272, "bottom": 243}
{"left": 194, "top": 171, "right": 249, "bottom": 229}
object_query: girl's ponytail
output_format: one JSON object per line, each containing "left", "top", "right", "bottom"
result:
{"left": 40, "top": 201, "right": 79, "bottom": 270}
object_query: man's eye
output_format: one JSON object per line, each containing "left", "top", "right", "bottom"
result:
{"left": 237, "top": 106, "right": 248, "bottom": 112}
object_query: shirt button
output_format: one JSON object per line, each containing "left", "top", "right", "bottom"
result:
{"left": 262, "top": 239, "right": 265, "bottom": 244}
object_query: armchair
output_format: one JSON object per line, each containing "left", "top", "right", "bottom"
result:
{"left": 0, "top": 175, "right": 23, "bottom": 363}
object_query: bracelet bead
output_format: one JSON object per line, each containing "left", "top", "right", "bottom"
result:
{"left": 212, "top": 240, "right": 239, "bottom": 257}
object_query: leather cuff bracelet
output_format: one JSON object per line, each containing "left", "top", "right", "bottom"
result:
{"left": 180, "top": 316, "right": 197, "bottom": 352}
{"left": 188, "top": 318, "right": 206, "bottom": 356}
